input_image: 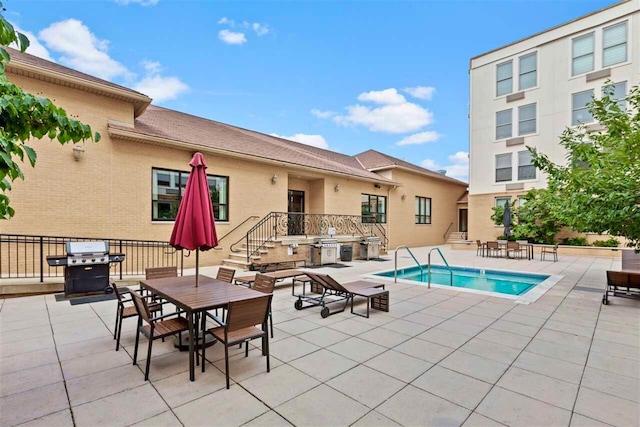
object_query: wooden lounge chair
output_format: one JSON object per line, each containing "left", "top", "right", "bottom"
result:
{"left": 603, "top": 270, "right": 640, "bottom": 305}
{"left": 298, "top": 272, "right": 389, "bottom": 318}
{"left": 202, "top": 295, "right": 272, "bottom": 389}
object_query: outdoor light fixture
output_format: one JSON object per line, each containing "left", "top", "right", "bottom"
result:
{"left": 401, "top": 194, "right": 407, "bottom": 201}
{"left": 72, "top": 145, "right": 85, "bottom": 161}
{"left": 271, "top": 174, "right": 278, "bottom": 185}
{"left": 374, "top": 183, "right": 381, "bottom": 188}
{"left": 334, "top": 184, "right": 340, "bottom": 192}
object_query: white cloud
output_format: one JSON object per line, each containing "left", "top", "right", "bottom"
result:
{"left": 218, "top": 17, "right": 233, "bottom": 25}
{"left": 357, "top": 88, "right": 405, "bottom": 105}
{"left": 10, "top": 24, "right": 52, "bottom": 61}
{"left": 395, "top": 131, "right": 441, "bottom": 146}
{"left": 421, "top": 151, "right": 469, "bottom": 181}
{"left": 271, "top": 133, "right": 329, "bottom": 149}
{"left": 334, "top": 102, "right": 433, "bottom": 134}
{"left": 403, "top": 86, "right": 436, "bottom": 100}
{"left": 311, "top": 109, "right": 337, "bottom": 119}
{"left": 133, "top": 60, "right": 189, "bottom": 102}
{"left": 252, "top": 22, "right": 269, "bottom": 36}
{"left": 218, "top": 29, "right": 247, "bottom": 45}
{"left": 39, "top": 19, "right": 132, "bottom": 80}
{"left": 115, "top": 0, "right": 159, "bottom": 6}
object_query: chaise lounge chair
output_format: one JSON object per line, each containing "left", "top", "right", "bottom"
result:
{"left": 603, "top": 270, "right": 640, "bottom": 305}
{"left": 296, "top": 272, "right": 389, "bottom": 318}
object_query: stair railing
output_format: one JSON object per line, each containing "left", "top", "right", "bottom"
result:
{"left": 427, "top": 247, "right": 453, "bottom": 288}
{"left": 443, "top": 222, "right": 455, "bottom": 240}
{"left": 215, "top": 215, "right": 260, "bottom": 249}
{"left": 394, "top": 245, "right": 424, "bottom": 284}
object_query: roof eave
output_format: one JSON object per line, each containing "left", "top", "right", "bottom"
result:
{"left": 7, "top": 60, "right": 152, "bottom": 117}
{"left": 108, "top": 126, "right": 401, "bottom": 186}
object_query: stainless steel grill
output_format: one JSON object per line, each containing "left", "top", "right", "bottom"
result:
{"left": 312, "top": 238, "right": 338, "bottom": 265}
{"left": 360, "top": 236, "right": 381, "bottom": 260}
{"left": 46, "top": 241, "right": 125, "bottom": 296}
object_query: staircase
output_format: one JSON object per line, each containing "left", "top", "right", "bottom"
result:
{"left": 446, "top": 231, "right": 467, "bottom": 244}
{"left": 222, "top": 240, "right": 276, "bottom": 269}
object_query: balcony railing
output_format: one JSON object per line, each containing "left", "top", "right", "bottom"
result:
{"left": 0, "top": 234, "right": 185, "bottom": 282}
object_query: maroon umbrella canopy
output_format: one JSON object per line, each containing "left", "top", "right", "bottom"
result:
{"left": 170, "top": 153, "right": 219, "bottom": 252}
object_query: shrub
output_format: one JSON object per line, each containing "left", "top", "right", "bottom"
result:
{"left": 593, "top": 238, "right": 620, "bottom": 247}
{"left": 562, "top": 237, "right": 589, "bottom": 246}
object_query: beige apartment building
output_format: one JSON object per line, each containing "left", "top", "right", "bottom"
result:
{"left": 2, "top": 48, "right": 467, "bottom": 270}
{"left": 468, "top": 0, "right": 640, "bottom": 241}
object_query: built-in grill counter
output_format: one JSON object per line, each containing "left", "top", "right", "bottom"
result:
{"left": 311, "top": 238, "right": 338, "bottom": 265}
{"left": 46, "top": 241, "right": 125, "bottom": 297}
{"left": 360, "top": 236, "right": 381, "bottom": 260}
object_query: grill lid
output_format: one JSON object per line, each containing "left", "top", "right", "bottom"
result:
{"left": 66, "top": 241, "right": 109, "bottom": 255}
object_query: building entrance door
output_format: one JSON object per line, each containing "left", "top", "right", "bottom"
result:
{"left": 459, "top": 208, "right": 468, "bottom": 233}
{"left": 288, "top": 190, "right": 305, "bottom": 235}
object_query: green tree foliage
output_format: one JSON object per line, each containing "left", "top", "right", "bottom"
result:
{"left": 0, "top": 5, "right": 99, "bottom": 219}
{"left": 530, "top": 82, "right": 640, "bottom": 249}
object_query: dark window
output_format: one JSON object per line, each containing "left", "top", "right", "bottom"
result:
{"left": 361, "top": 194, "right": 387, "bottom": 223}
{"left": 415, "top": 197, "right": 432, "bottom": 224}
{"left": 152, "top": 168, "right": 229, "bottom": 221}
{"left": 495, "top": 153, "right": 512, "bottom": 182}
{"left": 518, "top": 150, "right": 536, "bottom": 180}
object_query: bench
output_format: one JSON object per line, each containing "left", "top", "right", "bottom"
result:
{"left": 234, "top": 269, "right": 312, "bottom": 296}
{"left": 603, "top": 270, "right": 640, "bottom": 305}
{"left": 250, "top": 257, "right": 307, "bottom": 273}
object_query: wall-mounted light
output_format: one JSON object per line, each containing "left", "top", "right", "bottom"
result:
{"left": 401, "top": 194, "right": 407, "bottom": 201}
{"left": 334, "top": 184, "right": 340, "bottom": 192}
{"left": 374, "top": 184, "right": 381, "bottom": 189}
{"left": 271, "top": 174, "right": 278, "bottom": 185}
{"left": 72, "top": 145, "right": 85, "bottom": 161}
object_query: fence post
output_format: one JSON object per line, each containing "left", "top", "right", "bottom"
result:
{"left": 119, "top": 240, "right": 123, "bottom": 280}
{"left": 39, "top": 236, "right": 44, "bottom": 283}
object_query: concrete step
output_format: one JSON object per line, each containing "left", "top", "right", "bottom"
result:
{"left": 221, "top": 258, "right": 251, "bottom": 270}
{"left": 228, "top": 252, "right": 261, "bottom": 261}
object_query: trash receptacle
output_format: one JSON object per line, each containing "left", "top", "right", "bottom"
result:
{"left": 340, "top": 244, "right": 353, "bottom": 262}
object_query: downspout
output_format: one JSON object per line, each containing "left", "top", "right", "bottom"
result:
{"left": 388, "top": 185, "right": 398, "bottom": 248}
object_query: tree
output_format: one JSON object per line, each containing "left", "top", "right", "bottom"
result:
{"left": 511, "top": 189, "right": 564, "bottom": 245}
{"left": 529, "top": 82, "right": 640, "bottom": 249}
{"left": 0, "top": 5, "right": 99, "bottom": 219}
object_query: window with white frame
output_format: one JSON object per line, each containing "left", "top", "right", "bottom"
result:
{"left": 603, "top": 81, "right": 627, "bottom": 110}
{"left": 518, "top": 150, "right": 536, "bottom": 180}
{"left": 415, "top": 196, "right": 432, "bottom": 224}
{"left": 496, "top": 61, "right": 513, "bottom": 96}
{"left": 572, "top": 33, "right": 594, "bottom": 76}
{"left": 572, "top": 90, "right": 594, "bottom": 125}
{"left": 518, "top": 104, "right": 536, "bottom": 136}
{"left": 603, "top": 22, "right": 627, "bottom": 67}
{"left": 519, "top": 52, "right": 537, "bottom": 90}
{"left": 496, "top": 109, "right": 512, "bottom": 140}
{"left": 495, "top": 153, "right": 512, "bottom": 182}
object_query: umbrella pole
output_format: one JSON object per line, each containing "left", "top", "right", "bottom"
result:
{"left": 196, "top": 249, "right": 199, "bottom": 287}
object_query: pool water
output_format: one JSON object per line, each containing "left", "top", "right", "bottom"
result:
{"left": 374, "top": 265, "right": 549, "bottom": 296}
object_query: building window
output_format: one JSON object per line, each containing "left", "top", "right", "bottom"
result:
{"left": 518, "top": 104, "right": 536, "bottom": 136}
{"left": 415, "top": 196, "right": 432, "bottom": 224}
{"left": 496, "top": 60, "right": 513, "bottom": 96}
{"left": 572, "top": 90, "right": 594, "bottom": 125}
{"left": 603, "top": 22, "right": 627, "bottom": 67}
{"left": 518, "top": 196, "right": 527, "bottom": 207}
{"left": 519, "top": 52, "right": 537, "bottom": 90}
{"left": 572, "top": 33, "right": 594, "bottom": 76}
{"left": 603, "top": 81, "right": 627, "bottom": 110}
{"left": 495, "top": 153, "right": 512, "bottom": 182}
{"left": 518, "top": 150, "right": 536, "bottom": 180}
{"left": 152, "top": 168, "right": 229, "bottom": 221}
{"left": 495, "top": 197, "right": 511, "bottom": 225}
{"left": 361, "top": 194, "right": 386, "bottom": 223}
{"left": 496, "top": 109, "right": 512, "bottom": 140}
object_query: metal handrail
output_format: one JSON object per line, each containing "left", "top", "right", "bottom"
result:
{"left": 443, "top": 222, "right": 454, "bottom": 240}
{"left": 217, "top": 215, "right": 260, "bottom": 248}
{"left": 394, "top": 245, "right": 424, "bottom": 284}
{"left": 427, "top": 247, "right": 453, "bottom": 288}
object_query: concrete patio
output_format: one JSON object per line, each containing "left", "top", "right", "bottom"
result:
{"left": 1, "top": 246, "right": 638, "bottom": 427}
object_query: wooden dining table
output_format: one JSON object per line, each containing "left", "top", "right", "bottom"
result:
{"left": 140, "top": 274, "right": 265, "bottom": 381}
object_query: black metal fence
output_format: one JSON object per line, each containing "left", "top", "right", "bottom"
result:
{"left": 0, "top": 234, "right": 184, "bottom": 282}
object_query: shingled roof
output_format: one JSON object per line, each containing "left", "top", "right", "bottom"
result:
{"left": 109, "top": 106, "right": 397, "bottom": 183}
{"left": 355, "top": 149, "right": 467, "bottom": 185}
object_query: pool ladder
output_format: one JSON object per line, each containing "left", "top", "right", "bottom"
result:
{"left": 394, "top": 246, "right": 453, "bottom": 288}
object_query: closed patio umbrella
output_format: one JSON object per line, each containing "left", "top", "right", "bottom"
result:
{"left": 170, "top": 152, "right": 219, "bottom": 287}
{"left": 503, "top": 203, "right": 512, "bottom": 238}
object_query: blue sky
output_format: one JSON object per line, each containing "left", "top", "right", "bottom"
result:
{"left": 9, "top": 0, "right": 617, "bottom": 181}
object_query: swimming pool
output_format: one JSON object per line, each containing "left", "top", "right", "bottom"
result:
{"left": 372, "top": 265, "right": 552, "bottom": 297}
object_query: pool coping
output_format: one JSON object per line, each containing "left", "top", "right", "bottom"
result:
{"left": 364, "top": 264, "right": 564, "bottom": 305}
